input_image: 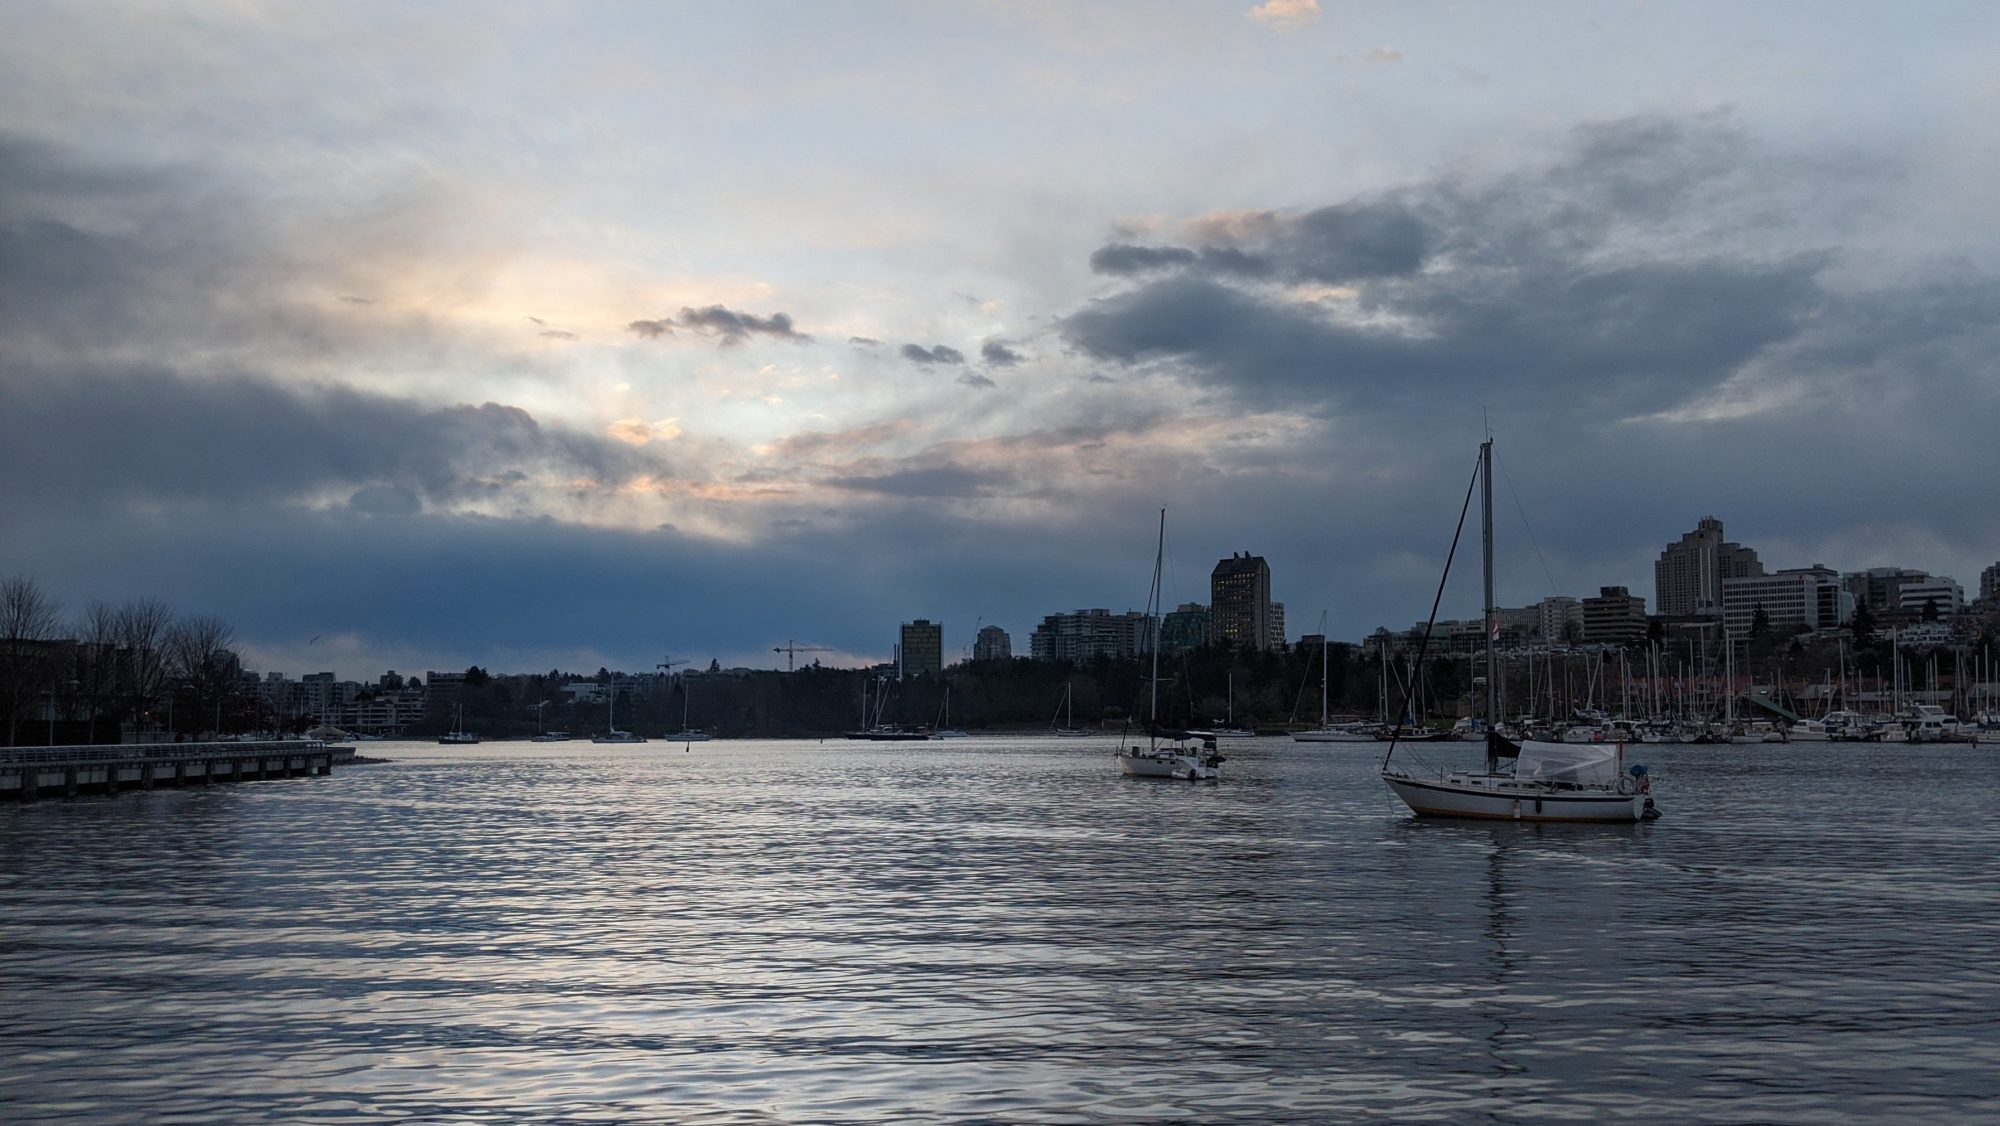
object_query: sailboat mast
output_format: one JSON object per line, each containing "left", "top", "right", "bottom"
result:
{"left": 1481, "top": 438, "right": 1497, "bottom": 771}
{"left": 1150, "top": 508, "right": 1165, "bottom": 725}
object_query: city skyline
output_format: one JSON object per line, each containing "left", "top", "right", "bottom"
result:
{"left": 5, "top": 3, "right": 2000, "bottom": 679}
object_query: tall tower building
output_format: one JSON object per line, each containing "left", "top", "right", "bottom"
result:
{"left": 1210, "top": 553, "right": 1272, "bottom": 652}
{"left": 898, "top": 619, "right": 942, "bottom": 680}
{"left": 972, "top": 624, "right": 1012, "bottom": 662}
{"left": 1654, "top": 516, "right": 1763, "bottom": 617}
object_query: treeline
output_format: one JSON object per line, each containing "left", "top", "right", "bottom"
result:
{"left": 430, "top": 641, "right": 1399, "bottom": 739}
{"left": 0, "top": 576, "right": 245, "bottom": 746}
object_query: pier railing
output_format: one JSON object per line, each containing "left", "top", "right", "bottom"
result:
{"left": 1, "top": 740, "right": 339, "bottom": 801}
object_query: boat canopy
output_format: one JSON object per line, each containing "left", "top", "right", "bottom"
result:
{"left": 1513, "top": 739, "right": 1621, "bottom": 787}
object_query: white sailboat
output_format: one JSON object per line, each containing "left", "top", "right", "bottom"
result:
{"left": 437, "top": 704, "right": 480, "bottom": 745}
{"left": 1381, "top": 438, "right": 1659, "bottom": 822}
{"left": 933, "top": 685, "right": 968, "bottom": 738}
{"left": 1117, "top": 509, "right": 1224, "bottom": 780}
{"left": 1293, "top": 628, "right": 1375, "bottom": 742}
{"left": 1214, "top": 673, "right": 1254, "bottom": 738}
{"left": 591, "top": 681, "right": 646, "bottom": 744}
{"left": 1051, "top": 681, "right": 1089, "bottom": 737}
{"left": 664, "top": 671, "right": 711, "bottom": 742}
{"left": 530, "top": 700, "right": 570, "bottom": 742}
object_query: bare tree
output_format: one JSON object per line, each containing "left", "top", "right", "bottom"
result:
{"left": 115, "top": 597, "right": 175, "bottom": 738}
{"left": 0, "top": 576, "right": 64, "bottom": 745}
{"left": 167, "top": 614, "right": 239, "bottom": 738}
{"left": 74, "top": 601, "right": 121, "bottom": 744}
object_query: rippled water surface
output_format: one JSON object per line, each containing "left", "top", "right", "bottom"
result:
{"left": 4, "top": 737, "right": 1997, "bottom": 1123}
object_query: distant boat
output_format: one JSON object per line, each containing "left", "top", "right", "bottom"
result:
{"left": 531, "top": 730, "right": 571, "bottom": 743}
{"left": 1115, "top": 510, "right": 1223, "bottom": 781}
{"left": 1380, "top": 438, "right": 1658, "bottom": 822}
{"left": 665, "top": 672, "right": 712, "bottom": 742}
{"left": 1212, "top": 673, "right": 1254, "bottom": 738}
{"left": 438, "top": 705, "right": 480, "bottom": 745}
{"left": 1051, "top": 681, "right": 1089, "bottom": 737}
{"left": 1293, "top": 630, "right": 1374, "bottom": 742}
{"left": 933, "top": 684, "right": 968, "bottom": 738}
{"left": 590, "top": 683, "right": 646, "bottom": 744}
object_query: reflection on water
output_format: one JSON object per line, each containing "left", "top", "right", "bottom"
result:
{"left": 3, "top": 738, "right": 1997, "bottom": 1122}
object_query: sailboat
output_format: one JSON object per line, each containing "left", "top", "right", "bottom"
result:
{"left": 1051, "top": 681, "right": 1089, "bottom": 737}
{"left": 1381, "top": 438, "right": 1659, "bottom": 822}
{"left": 1293, "top": 627, "right": 1375, "bottom": 742}
{"left": 664, "top": 672, "right": 712, "bottom": 742}
{"left": 437, "top": 703, "right": 481, "bottom": 745}
{"left": 1213, "top": 673, "right": 1254, "bottom": 738}
{"left": 933, "top": 684, "right": 968, "bottom": 738}
{"left": 530, "top": 700, "right": 570, "bottom": 742}
{"left": 590, "top": 681, "right": 646, "bottom": 744}
{"left": 1117, "top": 509, "right": 1224, "bottom": 780}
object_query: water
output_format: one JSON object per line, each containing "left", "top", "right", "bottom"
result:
{"left": 2, "top": 737, "right": 1996, "bottom": 1123}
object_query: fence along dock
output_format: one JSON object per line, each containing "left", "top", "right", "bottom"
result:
{"left": 0, "top": 740, "right": 339, "bottom": 802}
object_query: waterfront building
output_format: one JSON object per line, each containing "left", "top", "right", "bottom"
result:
{"left": 1029, "top": 608, "right": 1153, "bottom": 664}
{"left": 1580, "top": 587, "right": 1648, "bottom": 647}
{"left": 1211, "top": 553, "right": 1272, "bottom": 652}
{"left": 899, "top": 619, "right": 943, "bottom": 679}
{"left": 1722, "top": 565, "right": 1850, "bottom": 636}
{"left": 971, "top": 624, "right": 1012, "bottom": 662}
{"left": 1654, "top": 516, "right": 1764, "bottom": 617}
{"left": 1842, "top": 566, "right": 1934, "bottom": 612}
{"left": 1896, "top": 579, "right": 1964, "bottom": 619}
{"left": 1533, "top": 597, "right": 1582, "bottom": 645}
{"left": 1980, "top": 562, "right": 2000, "bottom": 604}
{"left": 1160, "top": 603, "right": 1211, "bottom": 654}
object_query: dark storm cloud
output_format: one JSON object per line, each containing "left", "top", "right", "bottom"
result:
{"left": 1061, "top": 116, "right": 1869, "bottom": 416}
{"left": 673, "top": 304, "right": 812, "bottom": 345}
{"left": 0, "top": 365, "right": 671, "bottom": 511}
{"left": 901, "top": 343, "right": 965, "bottom": 365}
{"left": 980, "top": 340, "right": 1024, "bottom": 366}
{"left": 825, "top": 465, "right": 1007, "bottom": 498}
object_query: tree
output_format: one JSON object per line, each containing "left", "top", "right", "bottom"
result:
{"left": 167, "top": 614, "right": 238, "bottom": 737}
{"left": 0, "top": 576, "right": 63, "bottom": 745}
{"left": 1850, "top": 602, "right": 1877, "bottom": 648}
{"left": 1750, "top": 604, "right": 1771, "bottom": 639}
{"left": 464, "top": 665, "right": 491, "bottom": 688}
{"left": 114, "top": 597, "right": 175, "bottom": 738}
{"left": 1921, "top": 597, "right": 1941, "bottom": 623}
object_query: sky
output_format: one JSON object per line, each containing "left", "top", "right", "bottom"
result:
{"left": 5, "top": 1, "right": 1999, "bottom": 680}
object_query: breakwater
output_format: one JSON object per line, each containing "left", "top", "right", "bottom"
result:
{"left": 0, "top": 740, "right": 336, "bottom": 801}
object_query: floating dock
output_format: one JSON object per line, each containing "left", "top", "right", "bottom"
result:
{"left": 0, "top": 741, "right": 338, "bottom": 802}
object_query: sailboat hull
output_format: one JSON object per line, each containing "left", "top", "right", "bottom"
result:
{"left": 1383, "top": 771, "right": 1648, "bottom": 822}
{"left": 1118, "top": 750, "right": 1217, "bottom": 780}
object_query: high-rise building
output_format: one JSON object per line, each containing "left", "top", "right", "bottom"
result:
{"left": 1535, "top": 596, "right": 1583, "bottom": 644}
{"left": 1982, "top": 562, "right": 2000, "bottom": 605}
{"left": 1580, "top": 586, "right": 1648, "bottom": 646}
{"left": 1029, "top": 609, "right": 1152, "bottom": 663}
{"left": 1160, "top": 603, "right": 1210, "bottom": 654}
{"left": 971, "top": 624, "right": 1012, "bottom": 662}
{"left": 1654, "top": 517, "right": 1764, "bottom": 617}
{"left": 1210, "top": 553, "right": 1272, "bottom": 651}
{"left": 1722, "top": 565, "right": 1850, "bottom": 635}
{"left": 1267, "top": 601, "right": 1286, "bottom": 650}
{"left": 1842, "top": 567, "right": 1933, "bottom": 612}
{"left": 899, "top": 619, "right": 942, "bottom": 680}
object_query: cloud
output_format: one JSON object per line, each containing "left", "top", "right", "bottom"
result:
{"left": 674, "top": 304, "right": 812, "bottom": 346}
{"left": 539, "top": 329, "right": 579, "bottom": 340}
{"left": 1089, "top": 244, "right": 1198, "bottom": 275}
{"left": 825, "top": 465, "right": 1008, "bottom": 498}
{"left": 901, "top": 343, "right": 966, "bottom": 365}
{"left": 847, "top": 335, "right": 880, "bottom": 346}
{"left": 626, "top": 319, "right": 675, "bottom": 339}
{"left": 981, "top": 340, "right": 1025, "bottom": 366}
{"left": 1248, "top": 0, "right": 1320, "bottom": 32}
{"left": 957, "top": 371, "right": 997, "bottom": 389}
{"left": 606, "top": 418, "right": 683, "bottom": 446}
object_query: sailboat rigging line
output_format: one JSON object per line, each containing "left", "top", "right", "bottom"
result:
{"left": 1380, "top": 451, "right": 1483, "bottom": 772}
{"left": 1494, "top": 450, "right": 1560, "bottom": 599}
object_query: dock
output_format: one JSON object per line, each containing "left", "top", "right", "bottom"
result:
{"left": 0, "top": 741, "right": 338, "bottom": 802}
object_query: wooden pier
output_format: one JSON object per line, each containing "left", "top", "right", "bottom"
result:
{"left": 0, "top": 741, "right": 338, "bottom": 802}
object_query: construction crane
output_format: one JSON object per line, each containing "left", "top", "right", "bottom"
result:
{"left": 658, "top": 655, "right": 690, "bottom": 679}
{"left": 773, "top": 641, "right": 833, "bottom": 672}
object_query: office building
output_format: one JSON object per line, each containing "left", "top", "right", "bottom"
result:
{"left": 972, "top": 624, "right": 1012, "bottom": 662}
{"left": 1160, "top": 603, "right": 1211, "bottom": 654}
{"left": 1580, "top": 586, "right": 1648, "bottom": 646}
{"left": 1842, "top": 567, "right": 1934, "bottom": 613}
{"left": 1211, "top": 553, "right": 1272, "bottom": 652}
{"left": 1267, "top": 601, "right": 1286, "bottom": 650}
{"left": 899, "top": 619, "right": 943, "bottom": 679}
{"left": 1535, "top": 596, "right": 1583, "bottom": 644}
{"left": 1982, "top": 562, "right": 2000, "bottom": 605}
{"left": 1654, "top": 517, "right": 1764, "bottom": 617}
{"left": 1029, "top": 609, "right": 1153, "bottom": 663}
{"left": 1722, "top": 565, "right": 1850, "bottom": 635}
{"left": 1896, "top": 579, "right": 1964, "bottom": 618}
